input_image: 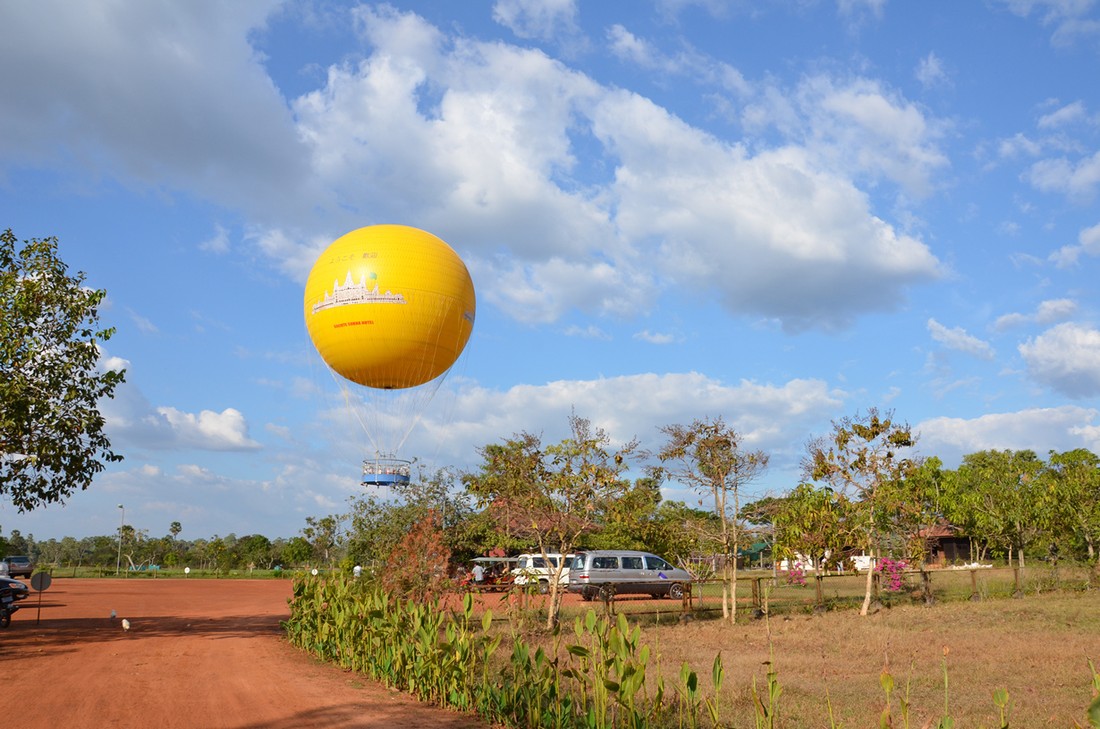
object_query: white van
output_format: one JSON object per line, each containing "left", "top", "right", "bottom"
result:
{"left": 510, "top": 552, "right": 573, "bottom": 594}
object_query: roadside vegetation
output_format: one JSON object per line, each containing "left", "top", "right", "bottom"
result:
{"left": 286, "top": 570, "right": 1100, "bottom": 727}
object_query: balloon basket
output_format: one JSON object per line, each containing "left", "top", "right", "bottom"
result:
{"left": 362, "top": 457, "right": 412, "bottom": 486}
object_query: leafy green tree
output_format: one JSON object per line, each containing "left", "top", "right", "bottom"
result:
{"left": 656, "top": 416, "right": 768, "bottom": 624}
{"left": 345, "top": 494, "right": 422, "bottom": 565}
{"left": 1, "top": 229, "right": 125, "bottom": 512}
{"left": 118, "top": 524, "right": 148, "bottom": 570}
{"left": 637, "top": 500, "right": 721, "bottom": 562}
{"left": 1045, "top": 449, "right": 1100, "bottom": 564}
{"left": 583, "top": 476, "right": 661, "bottom": 550}
{"left": 805, "top": 407, "right": 917, "bottom": 616}
{"left": 464, "top": 412, "right": 638, "bottom": 628}
{"left": 879, "top": 456, "right": 948, "bottom": 563}
{"left": 301, "top": 515, "right": 344, "bottom": 568}
{"left": 236, "top": 534, "right": 275, "bottom": 570}
{"left": 950, "top": 449, "right": 1046, "bottom": 568}
{"left": 773, "top": 484, "right": 854, "bottom": 579}
{"left": 281, "top": 536, "right": 313, "bottom": 567}
{"left": 5, "top": 528, "right": 29, "bottom": 555}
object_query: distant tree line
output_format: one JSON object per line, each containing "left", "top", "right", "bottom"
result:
{"left": 4, "top": 410, "right": 1098, "bottom": 619}
{"left": 0, "top": 527, "right": 316, "bottom": 574}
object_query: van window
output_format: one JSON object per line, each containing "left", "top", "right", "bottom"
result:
{"left": 621, "top": 556, "right": 644, "bottom": 570}
{"left": 531, "top": 558, "right": 546, "bottom": 568}
{"left": 592, "top": 556, "right": 619, "bottom": 570}
{"left": 646, "top": 555, "right": 673, "bottom": 571}
{"left": 572, "top": 554, "right": 586, "bottom": 569}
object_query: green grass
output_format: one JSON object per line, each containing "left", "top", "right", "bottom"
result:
{"left": 33, "top": 565, "right": 296, "bottom": 579}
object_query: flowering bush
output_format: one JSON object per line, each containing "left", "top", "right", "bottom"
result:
{"left": 786, "top": 560, "right": 808, "bottom": 587}
{"left": 876, "top": 557, "right": 908, "bottom": 592}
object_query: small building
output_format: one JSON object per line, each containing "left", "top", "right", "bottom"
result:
{"left": 920, "top": 523, "right": 971, "bottom": 565}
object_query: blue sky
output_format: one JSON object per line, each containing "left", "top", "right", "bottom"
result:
{"left": 2, "top": 0, "right": 1100, "bottom": 541}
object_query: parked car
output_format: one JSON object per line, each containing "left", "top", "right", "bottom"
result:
{"left": 568, "top": 550, "right": 692, "bottom": 601}
{"left": 0, "top": 576, "right": 30, "bottom": 628}
{"left": 3, "top": 555, "right": 33, "bottom": 579}
{"left": 510, "top": 552, "right": 573, "bottom": 594}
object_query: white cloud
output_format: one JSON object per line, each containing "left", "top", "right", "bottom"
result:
{"left": 596, "top": 91, "right": 942, "bottom": 330}
{"left": 199, "top": 224, "right": 231, "bottom": 255}
{"left": 563, "top": 324, "right": 611, "bottom": 340}
{"left": 412, "top": 373, "right": 845, "bottom": 472}
{"left": 1049, "top": 222, "right": 1100, "bottom": 268}
{"left": 287, "top": 8, "right": 944, "bottom": 332}
{"left": 155, "top": 407, "right": 262, "bottom": 451}
{"left": 633, "top": 330, "right": 680, "bottom": 344}
{"left": 606, "top": 24, "right": 751, "bottom": 95}
{"left": 2, "top": 4, "right": 948, "bottom": 336}
{"left": 0, "top": 1, "right": 311, "bottom": 222}
{"left": 127, "top": 309, "right": 159, "bottom": 335}
{"left": 838, "top": 0, "right": 887, "bottom": 16}
{"left": 1019, "top": 322, "right": 1100, "bottom": 398}
{"left": 917, "top": 405, "right": 1100, "bottom": 467}
{"left": 744, "top": 74, "right": 951, "bottom": 199}
{"left": 1027, "top": 150, "right": 1100, "bottom": 201}
{"left": 915, "top": 52, "right": 950, "bottom": 89}
{"left": 996, "top": 0, "right": 1100, "bottom": 47}
{"left": 994, "top": 298, "right": 1077, "bottom": 330}
{"left": 998, "top": 132, "right": 1043, "bottom": 159}
{"left": 1037, "top": 99, "right": 1088, "bottom": 128}
{"left": 493, "top": 0, "right": 580, "bottom": 42}
{"left": 837, "top": 0, "right": 888, "bottom": 28}
{"left": 102, "top": 371, "right": 262, "bottom": 453}
{"left": 927, "top": 319, "right": 995, "bottom": 359}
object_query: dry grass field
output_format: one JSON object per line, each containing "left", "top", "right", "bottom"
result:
{"left": 482, "top": 568, "right": 1100, "bottom": 727}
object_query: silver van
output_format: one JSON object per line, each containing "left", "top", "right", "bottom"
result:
{"left": 567, "top": 550, "right": 691, "bottom": 601}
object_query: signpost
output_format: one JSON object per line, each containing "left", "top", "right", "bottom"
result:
{"left": 30, "top": 572, "right": 52, "bottom": 625}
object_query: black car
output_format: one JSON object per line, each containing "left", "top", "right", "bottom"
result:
{"left": 0, "top": 576, "right": 28, "bottom": 596}
{"left": 1, "top": 575, "right": 29, "bottom": 627}
{"left": 4, "top": 555, "right": 33, "bottom": 579}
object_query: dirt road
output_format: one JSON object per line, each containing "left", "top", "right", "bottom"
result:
{"left": 0, "top": 578, "right": 489, "bottom": 729}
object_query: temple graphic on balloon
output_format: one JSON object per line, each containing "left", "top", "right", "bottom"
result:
{"left": 310, "top": 273, "right": 407, "bottom": 314}
{"left": 304, "top": 224, "right": 476, "bottom": 485}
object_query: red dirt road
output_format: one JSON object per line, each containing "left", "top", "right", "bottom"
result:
{"left": 0, "top": 578, "right": 489, "bottom": 729}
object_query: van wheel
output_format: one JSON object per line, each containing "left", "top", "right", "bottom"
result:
{"left": 538, "top": 580, "right": 549, "bottom": 595}
{"left": 0, "top": 611, "right": 10, "bottom": 629}
{"left": 580, "top": 588, "right": 594, "bottom": 602}
{"left": 668, "top": 583, "right": 685, "bottom": 600}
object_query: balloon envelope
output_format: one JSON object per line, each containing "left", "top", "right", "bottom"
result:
{"left": 304, "top": 225, "right": 476, "bottom": 390}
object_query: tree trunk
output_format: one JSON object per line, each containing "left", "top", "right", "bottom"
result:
{"left": 859, "top": 554, "right": 874, "bottom": 616}
{"left": 546, "top": 583, "right": 562, "bottom": 629}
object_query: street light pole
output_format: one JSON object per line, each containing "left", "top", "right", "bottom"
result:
{"left": 116, "top": 504, "right": 125, "bottom": 576}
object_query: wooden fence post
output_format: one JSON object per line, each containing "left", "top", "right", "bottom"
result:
{"left": 969, "top": 568, "right": 980, "bottom": 601}
{"left": 920, "top": 567, "right": 934, "bottom": 605}
{"left": 601, "top": 584, "right": 616, "bottom": 616}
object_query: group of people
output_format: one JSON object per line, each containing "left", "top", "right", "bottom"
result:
{"left": 456, "top": 560, "right": 509, "bottom": 589}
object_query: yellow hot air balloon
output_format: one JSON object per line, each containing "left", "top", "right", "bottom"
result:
{"left": 304, "top": 225, "right": 476, "bottom": 484}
